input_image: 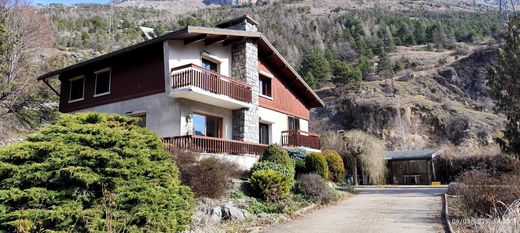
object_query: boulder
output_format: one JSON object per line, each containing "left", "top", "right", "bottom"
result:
{"left": 220, "top": 204, "right": 250, "bottom": 220}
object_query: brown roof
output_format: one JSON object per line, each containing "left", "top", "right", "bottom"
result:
{"left": 38, "top": 24, "right": 324, "bottom": 108}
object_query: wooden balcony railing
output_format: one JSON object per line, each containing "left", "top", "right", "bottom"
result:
{"left": 163, "top": 135, "right": 267, "bottom": 155}
{"left": 281, "top": 130, "right": 321, "bottom": 149}
{"left": 171, "top": 64, "right": 252, "bottom": 103}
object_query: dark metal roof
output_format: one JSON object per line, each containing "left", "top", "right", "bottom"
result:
{"left": 38, "top": 21, "right": 324, "bottom": 108}
{"left": 385, "top": 149, "right": 442, "bottom": 161}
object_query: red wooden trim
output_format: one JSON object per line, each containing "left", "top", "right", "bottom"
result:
{"left": 171, "top": 64, "right": 252, "bottom": 103}
{"left": 281, "top": 130, "right": 320, "bottom": 149}
{"left": 163, "top": 135, "right": 268, "bottom": 155}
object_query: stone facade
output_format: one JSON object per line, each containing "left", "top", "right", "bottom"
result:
{"left": 227, "top": 18, "right": 259, "bottom": 143}
{"left": 231, "top": 39, "right": 259, "bottom": 143}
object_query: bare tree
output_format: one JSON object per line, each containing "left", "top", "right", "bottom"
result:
{"left": 322, "top": 130, "right": 387, "bottom": 185}
{"left": 0, "top": 0, "right": 54, "bottom": 129}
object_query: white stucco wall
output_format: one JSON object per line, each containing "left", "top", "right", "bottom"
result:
{"left": 258, "top": 106, "right": 309, "bottom": 145}
{"left": 167, "top": 40, "right": 232, "bottom": 83}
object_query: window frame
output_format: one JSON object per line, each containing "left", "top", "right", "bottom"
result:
{"left": 259, "top": 74, "right": 272, "bottom": 99}
{"left": 259, "top": 122, "right": 270, "bottom": 145}
{"left": 68, "top": 75, "right": 85, "bottom": 103}
{"left": 288, "top": 116, "right": 300, "bottom": 131}
{"left": 94, "top": 67, "right": 111, "bottom": 97}
{"left": 201, "top": 54, "right": 221, "bottom": 73}
{"left": 128, "top": 112, "right": 147, "bottom": 128}
{"left": 192, "top": 112, "right": 224, "bottom": 138}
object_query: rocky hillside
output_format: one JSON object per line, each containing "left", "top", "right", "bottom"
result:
{"left": 312, "top": 44, "right": 504, "bottom": 149}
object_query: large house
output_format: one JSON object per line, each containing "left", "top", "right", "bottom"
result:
{"left": 39, "top": 16, "right": 324, "bottom": 163}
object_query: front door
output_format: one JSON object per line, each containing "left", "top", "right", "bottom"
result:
{"left": 259, "top": 123, "right": 269, "bottom": 144}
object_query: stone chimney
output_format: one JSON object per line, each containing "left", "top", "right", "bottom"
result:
{"left": 217, "top": 16, "right": 260, "bottom": 143}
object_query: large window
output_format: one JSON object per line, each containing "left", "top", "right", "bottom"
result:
{"left": 288, "top": 116, "right": 300, "bottom": 131}
{"left": 193, "top": 113, "right": 222, "bottom": 138}
{"left": 69, "top": 76, "right": 85, "bottom": 102}
{"left": 259, "top": 75, "right": 272, "bottom": 97}
{"left": 132, "top": 113, "right": 147, "bottom": 128}
{"left": 94, "top": 68, "right": 111, "bottom": 96}
{"left": 202, "top": 58, "right": 218, "bottom": 72}
{"left": 259, "top": 123, "right": 270, "bottom": 144}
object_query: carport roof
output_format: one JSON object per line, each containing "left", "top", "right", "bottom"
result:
{"left": 384, "top": 149, "right": 442, "bottom": 161}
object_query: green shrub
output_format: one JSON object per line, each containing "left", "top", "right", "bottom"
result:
{"left": 287, "top": 147, "right": 308, "bottom": 161}
{"left": 0, "top": 113, "right": 195, "bottom": 232}
{"left": 250, "top": 161, "right": 294, "bottom": 180}
{"left": 249, "top": 170, "right": 291, "bottom": 201}
{"left": 323, "top": 150, "right": 345, "bottom": 182}
{"left": 261, "top": 144, "right": 294, "bottom": 172}
{"left": 296, "top": 174, "right": 338, "bottom": 204}
{"left": 294, "top": 159, "right": 307, "bottom": 177}
{"left": 305, "top": 152, "right": 329, "bottom": 180}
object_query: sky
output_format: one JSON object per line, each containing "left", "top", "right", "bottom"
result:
{"left": 32, "top": 0, "right": 111, "bottom": 5}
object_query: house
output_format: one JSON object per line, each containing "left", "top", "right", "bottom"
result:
{"left": 38, "top": 15, "right": 324, "bottom": 166}
{"left": 385, "top": 149, "right": 442, "bottom": 185}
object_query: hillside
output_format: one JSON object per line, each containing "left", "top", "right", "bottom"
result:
{"left": 1, "top": 0, "right": 505, "bottom": 149}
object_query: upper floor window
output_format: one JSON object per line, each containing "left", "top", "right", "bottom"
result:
{"left": 69, "top": 76, "right": 85, "bottom": 103}
{"left": 202, "top": 58, "right": 218, "bottom": 72}
{"left": 288, "top": 116, "right": 300, "bottom": 131}
{"left": 94, "top": 68, "right": 111, "bottom": 97}
{"left": 193, "top": 113, "right": 222, "bottom": 138}
{"left": 259, "top": 75, "right": 272, "bottom": 97}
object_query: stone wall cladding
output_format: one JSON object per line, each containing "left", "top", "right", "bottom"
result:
{"left": 231, "top": 38, "right": 259, "bottom": 143}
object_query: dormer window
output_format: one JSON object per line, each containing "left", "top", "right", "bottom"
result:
{"left": 69, "top": 76, "right": 85, "bottom": 103}
{"left": 202, "top": 58, "right": 218, "bottom": 72}
{"left": 94, "top": 68, "right": 111, "bottom": 97}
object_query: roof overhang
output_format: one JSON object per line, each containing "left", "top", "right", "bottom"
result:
{"left": 38, "top": 25, "right": 324, "bottom": 108}
{"left": 384, "top": 149, "right": 442, "bottom": 161}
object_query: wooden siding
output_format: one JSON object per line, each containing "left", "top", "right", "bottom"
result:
{"left": 59, "top": 43, "right": 165, "bottom": 113}
{"left": 258, "top": 59, "right": 311, "bottom": 120}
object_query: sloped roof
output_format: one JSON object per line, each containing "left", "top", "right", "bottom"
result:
{"left": 384, "top": 149, "right": 442, "bottom": 161}
{"left": 38, "top": 23, "right": 324, "bottom": 108}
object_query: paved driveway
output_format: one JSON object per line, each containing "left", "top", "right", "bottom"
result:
{"left": 263, "top": 187, "right": 447, "bottom": 233}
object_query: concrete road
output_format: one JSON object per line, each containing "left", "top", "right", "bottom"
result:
{"left": 263, "top": 187, "right": 447, "bottom": 233}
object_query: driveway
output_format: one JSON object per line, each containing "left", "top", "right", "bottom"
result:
{"left": 263, "top": 187, "right": 447, "bottom": 233}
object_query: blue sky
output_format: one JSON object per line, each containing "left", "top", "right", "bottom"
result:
{"left": 32, "top": 0, "right": 111, "bottom": 5}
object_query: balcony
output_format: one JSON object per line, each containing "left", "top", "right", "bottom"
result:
{"left": 170, "top": 64, "right": 252, "bottom": 109}
{"left": 281, "top": 130, "right": 321, "bottom": 150}
{"left": 163, "top": 135, "right": 268, "bottom": 155}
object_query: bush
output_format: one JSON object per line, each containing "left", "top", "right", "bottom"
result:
{"left": 322, "top": 150, "right": 345, "bottom": 182}
{"left": 176, "top": 155, "right": 242, "bottom": 199}
{"left": 0, "top": 113, "right": 194, "bottom": 232}
{"left": 458, "top": 169, "right": 520, "bottom": 217}
{"left": 250, "top": 161, "right": 294, "bottom": 180}
{"left": 305, "top": 152, "right": 329, "bottom": 179}
{"left": 249, "top": 170, "right": 291, "bottom": 201}
{"left": 261, "top": 144, "right": 295, "bottom": 172}
{"left": 296, "top": 174, "right": 337, "bottom": 204}
{"left": 287, "top": 147, "right": 308, "bottom": 161}
{"left": 294, "top": 159, "right": 306, "bottom": 177}
{"left": 447, "top": 182, "right": 468, "bottom": 195}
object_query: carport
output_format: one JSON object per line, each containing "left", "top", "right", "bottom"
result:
{"left": 385, "top": 149, "right": 442, "bottom": 185}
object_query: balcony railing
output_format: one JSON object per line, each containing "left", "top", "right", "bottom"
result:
{"left": 163, "top": 135, "right": 267, "bottom": 155}
{"left": 281, "top": 130, "right": 321, "bottom": 149}
{"left": 171, "top": 64, "right": 252, "bottom": 103}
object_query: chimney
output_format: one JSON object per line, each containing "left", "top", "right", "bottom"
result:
{"left": 215, "top": 15, "right": 259, "bottom": 32}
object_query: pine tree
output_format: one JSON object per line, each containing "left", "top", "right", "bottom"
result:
{"left": 488, "top": 16, "right": 520, "bottom": 157}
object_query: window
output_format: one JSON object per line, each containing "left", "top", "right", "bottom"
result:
{"left": 288, "top": 116, "right": 300, "bottom": 131}
{"left": 94, "top": 68, "right": 111, "bottom": 96}
{"left": 202, "top": 58, "right": 218, "bottom": 72}
{"left": 69, "top": 76, "right": 85, "bottom": 102}
{"left": 259, "top": 123, "right": 270, "bottom": 144}
{"left": 193, "top": 113, "right": 222, "bottom": 138}
{"left": 259, "top": 75, "right": 272, "bottom": 97}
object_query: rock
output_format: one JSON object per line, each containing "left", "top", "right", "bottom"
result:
{"left": 220, "top": 204, "right": 249, "bottom": 220}
{"left": 210, "top": 206, "right": 222, "bottom": 221}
